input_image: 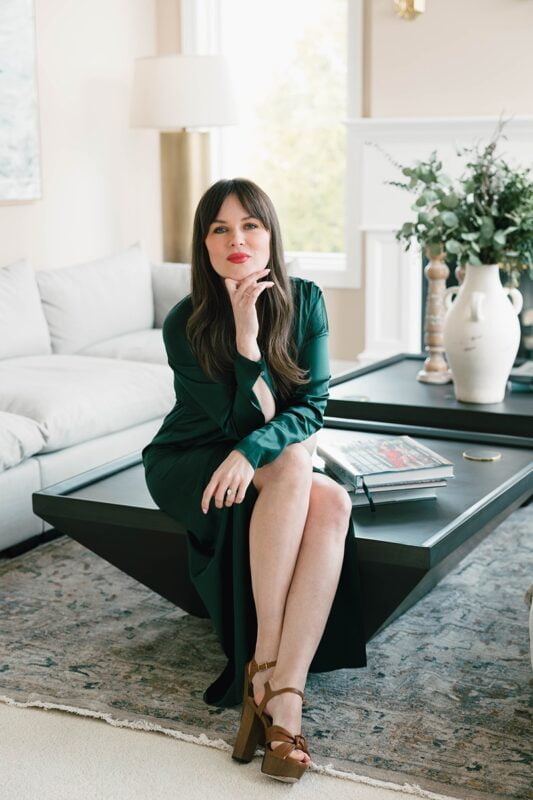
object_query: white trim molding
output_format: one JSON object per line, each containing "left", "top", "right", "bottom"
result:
{"left": 346, "top": 114, "right": 533, "bottom": 142}
{"left": 360, "top": 229, "right": 422, "bottom": 360}
{"left": 286, "top": 252, "right": 354, "bottom": 289}
{"left": 180, "top": 0, "right": 221, "bottom": 55}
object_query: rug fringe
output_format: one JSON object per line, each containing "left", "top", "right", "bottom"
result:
{"left": 311, "top": 762, "right": 461, "bottom": 799}
{"left": 0, "top": 694, "right": 231, "bottom": 752}
{"left": 0, "top": 693, "right": 463, "bottom": 799}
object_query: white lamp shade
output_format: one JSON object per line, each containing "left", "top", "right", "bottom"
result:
{"left": 130, "top": 54, "right": 238, "bottom": 130}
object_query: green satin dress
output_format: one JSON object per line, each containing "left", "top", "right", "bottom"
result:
{"left": 142, "top": 276, "right": 366, "bottom": 707}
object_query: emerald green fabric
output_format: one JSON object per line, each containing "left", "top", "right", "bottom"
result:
{"left": 142, "top": 277, "right": 366, "bottom": 707}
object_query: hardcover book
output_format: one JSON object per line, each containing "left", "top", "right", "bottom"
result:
{"left": 348, "top": 485, "right": 440, "bottom": 507}
{"left": 316, "top": 434, "right": 454, "bottom": 490}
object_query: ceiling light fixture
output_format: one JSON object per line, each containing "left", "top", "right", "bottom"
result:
{"left": 394, "top": 0, "right": 426, "bottom": 20}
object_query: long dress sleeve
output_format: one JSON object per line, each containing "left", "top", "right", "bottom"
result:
{"left": 233, "top": 283, "right": 330, "bottom": 469}
{"left": 162, "top": 299, "right": 274, "bottom": 440}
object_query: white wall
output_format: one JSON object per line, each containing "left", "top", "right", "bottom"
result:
{"left": 0, "top": 0, "right": 161, "bottom": 271}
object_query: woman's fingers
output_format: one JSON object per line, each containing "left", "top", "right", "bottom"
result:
{"left": 202, "top": 451, "right": 254, "bottom": 514}
{"left": 238, "top": 281, "right": 274, "bottom": 306}
{"left": 201, "top": 476, "right": 217, "bottom": 514}
{"left": 238, "top": 268, "right": 270, "bottom": 293}
{"left": 202, "top": 480, "right": 246, "bottom": 513}
{"left": 226, "top": 269, "right": 271, "bottom": 301}
{"left": 222, "top": 484, "right": 239, "bottom": 508}
{"left": 224, "top": 483, "right": 246, "bottom": 507}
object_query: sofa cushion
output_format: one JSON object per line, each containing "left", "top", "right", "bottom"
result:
{"left": 0, "top": 410, "right": 46, "bottom": 471}
{"left": 0, "top": 355, "right": 173, "bottom": 452}
{"left": 0, "top": 459, "right": 43, "bottom": 549}
{"left": 0, "top": 260, "right": 52, "bottom": 359}
{"left": 35, "top": 418, "right": 163, "bottom": 494}
{"left": 36, "top": 244, "right": 154, "bottom": 354}
{"left": 151, "top": 262, "right": 191, "bottom": 328}
{"left": 79, "top": 329, "right": 167, "bottom": 364}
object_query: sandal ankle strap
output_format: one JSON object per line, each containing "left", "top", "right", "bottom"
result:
{"left": 258, "top": 680, "right": 304, "bottom": 716}
{"left": 248, "top": 658, "right": 277, "bottom": 681}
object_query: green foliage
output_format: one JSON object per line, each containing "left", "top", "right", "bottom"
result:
{"left": 387, "top": 122, "right": 533, "bottom": 284}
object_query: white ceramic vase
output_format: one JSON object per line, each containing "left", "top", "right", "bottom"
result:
{"left": 442, "top": 263, "right": 523, "bottom": 404}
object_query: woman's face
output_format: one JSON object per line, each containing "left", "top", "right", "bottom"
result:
{"left": 204, "top": 194, "right": 271, "bottom": 282}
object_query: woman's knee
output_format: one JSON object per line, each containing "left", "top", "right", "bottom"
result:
{"left": 306, "top": 478, "right": 352, "bottom": 541}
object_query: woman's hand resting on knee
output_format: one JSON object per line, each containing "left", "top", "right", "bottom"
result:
{"left": 202, "top": 450, "right": 254, "bottom": 514}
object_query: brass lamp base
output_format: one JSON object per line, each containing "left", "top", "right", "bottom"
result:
{"left": 160, "top": 130, "right": 211, "bottom": 263}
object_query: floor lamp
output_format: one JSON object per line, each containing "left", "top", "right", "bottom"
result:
{"left": 130, "top": 54, "right": 237, "bottom": 262}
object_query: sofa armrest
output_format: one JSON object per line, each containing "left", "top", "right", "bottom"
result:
{"left": 151, "top": 262, "right": 191, "bottom": 329}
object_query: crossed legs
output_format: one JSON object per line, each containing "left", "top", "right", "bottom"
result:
{"left": 249, "top": 442, "right": 352, "bottom": 763}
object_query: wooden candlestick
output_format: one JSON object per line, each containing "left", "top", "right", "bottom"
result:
{"left": 417, "top": 254, "right": 453, "bottom": 384}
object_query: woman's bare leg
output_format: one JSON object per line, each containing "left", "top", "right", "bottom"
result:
{"left": 250, "top": 446, "right": 351, "bottom": 763}
{"left": 249, "top": 445, "right": 313, "bottom": 668}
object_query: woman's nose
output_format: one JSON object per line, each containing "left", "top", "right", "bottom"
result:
{"left": 230, "top": 228, "right": 245, "bottom": 247}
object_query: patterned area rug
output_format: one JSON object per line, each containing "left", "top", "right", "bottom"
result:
{"left": 1, "top": 506, "right": 532, "bottom": 800}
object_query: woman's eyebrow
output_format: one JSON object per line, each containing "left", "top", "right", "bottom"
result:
{"left": 211, "top": 215, "right": 256, "bottom": 224}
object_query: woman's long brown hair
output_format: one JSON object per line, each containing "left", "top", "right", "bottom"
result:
{"left": 186, "top": 178, "right": 309, "bottom": 402}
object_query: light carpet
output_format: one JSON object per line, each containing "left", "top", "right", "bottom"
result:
{"left": 0, "top": 506, "right": 532, "bottom": 800}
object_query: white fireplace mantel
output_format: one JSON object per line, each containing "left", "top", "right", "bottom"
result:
{"left": 349, "top": 115, "right": 533, "bottom": 360}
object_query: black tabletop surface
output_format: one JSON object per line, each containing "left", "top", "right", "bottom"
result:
{"left": 327, "top": 355, "right": 533, "bottom": 438}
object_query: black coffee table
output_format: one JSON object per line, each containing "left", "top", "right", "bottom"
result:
{"left": 33, "top": 422, "right": 532, "bottom": 640}
{"left": 328, "top": 354, "right": 533, "bottom": 440}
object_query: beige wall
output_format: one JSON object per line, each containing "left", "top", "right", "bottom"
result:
{"left": 325, "top": 280, "right": 366, "bottom": 360}
{"left": 156, "top": 0, "right": 181, "bottom": 54}
{"left": 366, "top": 0, "right": 533, "bottom": 118}
{"left": 0, "top": 0, "right": 161, "bottom": 271}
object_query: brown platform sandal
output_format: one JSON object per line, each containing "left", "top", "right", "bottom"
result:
{"left": 257, "top": 681, "right": 310, "bottom": 783}
{"left": 232, "top": 658, "right": 276, "bottom": 763}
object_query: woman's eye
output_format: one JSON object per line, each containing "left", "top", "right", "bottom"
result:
{"left": 244, "top": 222, "right": 259, "bottom": 230}
{"left": 212, "top": 226, "right": 227, "bottom": 234}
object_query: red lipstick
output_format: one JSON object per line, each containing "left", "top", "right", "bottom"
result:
{"left": 227, "top": 253, "right": 251, "bottom": 264}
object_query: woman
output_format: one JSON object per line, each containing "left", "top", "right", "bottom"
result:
{"left": 142, "top": 178, "right": 366, "bottom": 782}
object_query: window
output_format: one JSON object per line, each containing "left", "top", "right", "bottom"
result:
{"left": 218, "top": 0, "right": 346, "bottom": 252}
{"left": 181, "top": 0, "right": 362, "bottom": 287}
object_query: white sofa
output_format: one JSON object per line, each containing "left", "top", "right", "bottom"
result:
{"left": 0, "top": 245, "right": 191, "bottom": 552}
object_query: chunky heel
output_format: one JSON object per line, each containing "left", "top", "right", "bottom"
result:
{"left": 232, "top": 697, "right": 266, "bottom": 762}
{"left": 262, "top": 745, "right": 307, "bottom": 783}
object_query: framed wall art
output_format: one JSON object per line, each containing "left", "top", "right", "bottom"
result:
{"left": 0, "top": 0, "right": 41, "bottom": 202}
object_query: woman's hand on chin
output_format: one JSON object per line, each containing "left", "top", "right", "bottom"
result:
{"left": 225, "top": 268, "right": 274, "bottom": 345}
{"left": 201, "top": 450, "right": 255, "bottom": 514}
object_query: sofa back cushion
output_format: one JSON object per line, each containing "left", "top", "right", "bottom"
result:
{"left": 36, "top": 244, "right": 154, "bottom": 354}
{"left": 0, "top": 260, "right": 52, "bottom": 360}
{"left": 151, "top": 262, "right": 191, "bottom": 328}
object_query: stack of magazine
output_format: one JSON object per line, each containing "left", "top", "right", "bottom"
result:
{"left": 316, "top": 432, "right": 454, "bottom": 510}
